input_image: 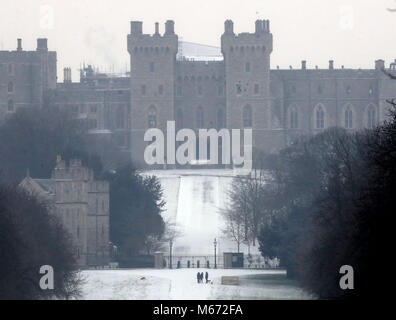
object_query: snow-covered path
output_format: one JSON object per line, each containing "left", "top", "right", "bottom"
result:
{"left": 80, "top": 269, "right": 314, "bottom": 300}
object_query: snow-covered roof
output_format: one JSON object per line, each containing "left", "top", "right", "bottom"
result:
{"left": 177, "top": 41, "right": 223, "bottom": 62}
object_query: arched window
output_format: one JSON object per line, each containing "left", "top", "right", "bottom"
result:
{"left": 289, "top": 106, "right": 298, "bottom": 129}
{"left": 176, "top": 108, "right": 183, "bottom": 129}
{"left": 315, "top": 104, "right": 325, "bottom": 129}
{"left": 196, "top": 107, "right": 204, "bottom": 128}
{"left": 7, "top": 99, "right": 14, "bottom": 112}
{"left": 217, "top": 108, "right": 225, "bottom": 129}
{"left": 243, "top": 105, "right": 252, "bottom": 128}
{"left": 344, "top": 105, "right": 353, "bottom": 129}
{"left": 148, "top": 105, "right": 157, "bottom": 128}
{"left": 367, "top": 105, "right": 376, "bottom": 129}
{"left": 116, "top": 106, "right": 124, "bottom": 129}
{"left": 8, "top": 82, "right": 13, "bottom": 93}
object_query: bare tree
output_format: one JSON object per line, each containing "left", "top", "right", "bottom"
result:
{"left": 221, "top": 206, "right": 245, "bottom": 252}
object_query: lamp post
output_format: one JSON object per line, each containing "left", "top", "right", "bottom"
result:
{"left": 169, "top": 240, "right": 173, "bottom": 269}
{"left": 213, "top": 238, "right": 217, "bottom": 269}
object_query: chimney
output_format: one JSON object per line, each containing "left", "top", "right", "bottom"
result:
{"left": 301, "top": 60, "right": 306, "bottom": 70}
{"left": 36, "top": 38, "right": 48, "bottom": 51}
{"left": 63, "top": 67, "right": 71, "bottom": 83}
{"left": 155, "top": 22, "right": 159, "bottom": 35}
{"left": 130, "top": 21, "right": 143, "bottom": 35}
{"left": 255, "top": 20, "right": 263, "bottom": 34}
{"left": 17, "top": 38, "right": 22, "bottom": 51}
{"left": 329, "top": 60, "right": 334, "bottom": 70}
{"left": 224, "top": 20, "right": 234, "bottom": 35}
{"left": 165, "top": 20, "right": 175, "bottom": 35}
{"left": 375, "top": 59, "right": 385, "bottom": 70}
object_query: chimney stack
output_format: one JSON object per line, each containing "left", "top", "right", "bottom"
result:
{"left": 130, "top": 21, "right": 143, "bottom": 35}
{"left": 375, "top": 59, "right": 385, "bottom": 70}
{"left": 224, "top": 20, "right": 234, "bottom": 35}
{"left": 165, "top": 20, "right": 175, "bottom": 35}
{"left": 36, "top": 38, "right": 48, "bottom": 51}
{"left": 17, "top": 38, "right": 22, "bottom": 51}
{"left": 301, "top": 60, "right": 306, "bottom": 70}
{"left": 155, "top": 22, "right": 159, "bottom": 35}
{"left": 329, "top": 60, "right": 334, "bottom": 70}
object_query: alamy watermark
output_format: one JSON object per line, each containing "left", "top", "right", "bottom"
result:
{"left": 39, "top": 265, "right": 54, "bottom": 290}
{"left": 144, "top": 121, "right": 252, "bottom": 172}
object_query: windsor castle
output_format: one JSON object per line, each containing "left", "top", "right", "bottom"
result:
{"left": 1, "top": 19, "right": 396, "bottom": 167}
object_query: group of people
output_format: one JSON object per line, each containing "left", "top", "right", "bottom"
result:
{"left": 196, "top": 271, "right": 209, "bottom": 284}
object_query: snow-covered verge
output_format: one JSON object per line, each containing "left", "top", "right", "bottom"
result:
{"left": 79, "top": 269, "right": 314, "bottom": 300}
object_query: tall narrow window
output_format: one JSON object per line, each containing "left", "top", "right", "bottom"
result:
{"left": 245, "top": 62, "right": 250, "bottom": 72}
{"left": 243, "top": 105, "right": 252, "bottom": 128}
{"left": 367, "top": 105, "right": 376, "bottom": 129}
{"left": 116, "top": 106, "right": 124, "bottom": 129}
{"left": 141, "top": 84, "right": 146, "bottom": 95}
{"left": 315, "top": 105, "right": 325, "bottom": 129}
{"left": 150, "top": 62, "right": 154, "bottom": 72}
{"left": 7, "top": 99, "right": 14, "bottom": 112}
{"left": 254, "top": 84, "right": 259, "bottom": 95}
{"left": 344, "top": 106, "right": 353, "bottom": 129}
{"left": 148, "top": 105, "right": 157, "bottom": 128}
{"left": 236, "top": 83, "right": 242, "bottom": 95}
{"left": 196, "top": 107, "right": 204, "bottom": 128}
{"left": 290, "top": 107, "right": 298, "bottom": 129}
{"left": 8, "top": 82, "right": 13, "bottom": 93}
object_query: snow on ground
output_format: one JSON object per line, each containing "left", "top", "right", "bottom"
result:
{"left": 143, "top": 169, "right": 260, "bottom": 256}
{"left": 80, "top": 269, "right": 314, "bottom": 300}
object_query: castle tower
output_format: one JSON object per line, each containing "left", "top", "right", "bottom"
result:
{"left": 221, "top": 20, "right": 275, "bottom": 155}
{"left": 128, "top": 21, "right": 178, "bottom": 166}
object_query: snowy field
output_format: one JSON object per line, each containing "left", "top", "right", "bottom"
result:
{"left": 143, "top": 169, "right": 261, "bottom": 256}
{"left": 80, "top": 269, "right": 314, "bottom": 300}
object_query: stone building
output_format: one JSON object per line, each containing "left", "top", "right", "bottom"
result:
{"left": 0, "top": 38, "right": 56, "bottom": 122}
{"left": 2, "top": 19, "right": 396, "bottom": 167}
{"left": 19, "top": 157, "right": 110, "bottom": 267}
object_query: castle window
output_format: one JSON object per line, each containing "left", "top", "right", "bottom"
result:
{"left": 290, "top": 107, "right": 298, "bottom": 129}
{"left": 116, "top": 106, "right": 124, "bottom": 129}
{"left": 236, "top": 83, "right": 242, "bottom": 95}
{"left": 217, "top": 108, "right": 225, "bottom": 129}
{"left": 158, "top": 84, "right": 164, "bottom": 95}
{"left": 315, "top": 105, "right": 325, "bottom": 129}
{"left": 245, "top": 62, "right": 250, "bottom": 72}
{"left": 344, "top": 106, "right": 353, "bottom": 129}
{"left": 141, "top": 84, "right": 146, "bottom": 95}
{"left": 196, "top": 107, "right": 204, "bottom": 128}
{"left": 8, "top": 82, "right": 14, "bottom": 93}
{"left": 150, "top": 62, "right": 154, "bottom": 72}
{"left": 7, "top": 99, "right": 14, "bottom": 112}
{"left": 243, "top": 105, "right": 252, "bottom": 128}
{"left": 367, "top": 105, "right": 376, "bottom": 129}
{"left": 254, "top": 84, "right": 259, "bottom": 95}
{"left": 148, "top": 105, "right": 157, "bottom": 128}
{"left": 346, "top": 85, "right": 351, "bottom": 94}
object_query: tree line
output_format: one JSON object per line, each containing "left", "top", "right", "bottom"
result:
{"left": 224, "top": 103, "right": 395, "bottom": 299}
{"left": 0, "top": 106, "right": 166, "bottom": 299}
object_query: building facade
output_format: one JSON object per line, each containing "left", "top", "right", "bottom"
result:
{"left": 2, "top": 20, "right": 396, "bottom": 167}
{"left": 19, "top": 157, "right": 110, "bottom": 267}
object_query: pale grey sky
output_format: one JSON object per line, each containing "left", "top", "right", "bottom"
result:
{"left": 1, "top": 0, "right": 395, "bottom": 81}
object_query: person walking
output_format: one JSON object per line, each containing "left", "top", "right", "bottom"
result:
{"left": 196, "top": 272, "right": 200, "bottom": 284}
{"left": 205, "top": 271, "right": 209, "bottom": 283}
{"left": 200, "top": 272, "right": 204, "bottom": 284}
